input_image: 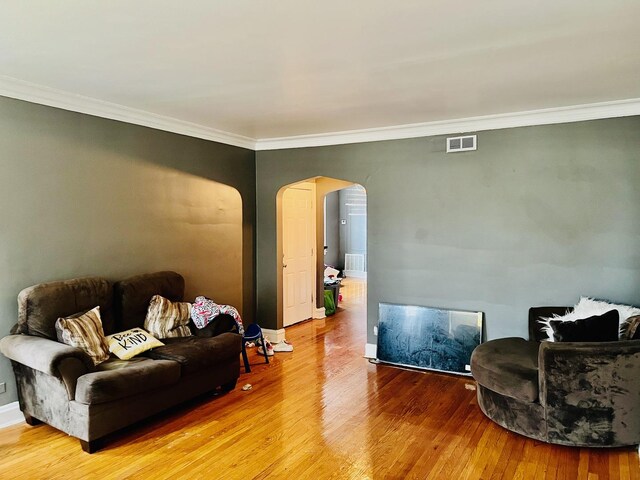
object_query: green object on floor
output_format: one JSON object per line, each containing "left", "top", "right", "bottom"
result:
{"left": 324, "top": 290, "right": 336, "bottom": 315}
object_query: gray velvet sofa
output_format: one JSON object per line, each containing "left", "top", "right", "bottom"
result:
{"left": 0, "top": 271, "right": 241, "bottom": 453}
{"left": 470, "top": 307, "right": 640, "bottom": 447}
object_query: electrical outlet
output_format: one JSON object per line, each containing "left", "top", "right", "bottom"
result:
{"left": 0, "top": 382, "right": 6, "bottom": 394}
{"left": 373, "top": 326, "right": 378, "bottom": 336}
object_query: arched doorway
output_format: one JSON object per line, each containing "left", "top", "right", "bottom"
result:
{"left": 275, "top": 176, "right": 367, "bottom": 346}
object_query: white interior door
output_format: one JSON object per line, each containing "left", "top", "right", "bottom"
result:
{"left": 283, "top": 183, "right": 315, "bottom": 327}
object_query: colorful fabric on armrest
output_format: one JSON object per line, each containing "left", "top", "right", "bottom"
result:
{"left": 191, "top": 296, "right": 244, "bottom": 335}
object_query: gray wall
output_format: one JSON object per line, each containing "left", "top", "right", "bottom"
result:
{"left": 0, "top": 96, "right": 256, "bottom": 406}
{"left": 256, "top": 116, "right": 640, "bottom": 345}
{"left": 324, "top": 191, "right": 340, "bottom": 267}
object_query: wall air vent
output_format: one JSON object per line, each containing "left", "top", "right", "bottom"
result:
{"left": 446, "top": 134, "right": 477, "bottom": 153}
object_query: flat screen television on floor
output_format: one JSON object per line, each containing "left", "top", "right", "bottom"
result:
{"left": 376, "top": 302, "right": 483, "bottom": 376}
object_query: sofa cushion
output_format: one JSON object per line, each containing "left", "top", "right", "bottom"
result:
{"left": 549, "top": 310, "right": 619, "bottom": 342}
{"left": 471, "top": 338, "right": 540, "bottom": 403}
{"left": 624, "top": 315, "right": 640, "bottom": 340}
{"left": 114, "top": 271, "right": 184, "bottom": 332}
{"left": 16, "top": 277, "right": 114, "bottom": 339}
{"left": 142, "top": 332, "right": 241, "bottom": 375}
{"left": 75, "top": 357, "right": 180, "bottom": 405}
{"left": 106, "top": 328, "right": 164, "bottom": 360}
{"left": 55, "top": 306, "right": 110, "bottom": 365}
{"left": 144, "top": 295, "right": 192, "bottom": 339}
{"left": 528, "top": 306, "right": 570, "bottom": 342}
{"left": 539, "top": 297, "right": 640, "bottom": 341}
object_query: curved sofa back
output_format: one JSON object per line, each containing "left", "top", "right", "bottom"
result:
{"left": 113, "top": 271, "right": 184, "bottom": 332}
{"left": 13, "top": 271, "right": 184, "bottom": 339}
{"left": 15, "top": 277, "right": 114, "bottom": 338}
{"left": 538, "top": 338, "right": 640, "bottom": 446}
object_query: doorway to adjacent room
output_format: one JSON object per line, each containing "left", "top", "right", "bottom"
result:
{"left": 278, "top": 177, "right": 367, "bottom": 331}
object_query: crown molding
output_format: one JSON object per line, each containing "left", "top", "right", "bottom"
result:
{"left": 2, "top": 74, "right": 638, "bottom": 152}
{"left": 0, "top": 75, "right": 256, "bottom": 150}
{"left": 254, "top": 98, "right": 640, "bottom": 150}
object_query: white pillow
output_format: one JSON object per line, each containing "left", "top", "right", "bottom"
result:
{"left": 540, "top": 297, "right": 640, "bottom": 341}
{"left": 106, "top": 328, "right": 164, "bottom": 360}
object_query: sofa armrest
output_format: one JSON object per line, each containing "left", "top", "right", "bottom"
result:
{"left": 0, "top": 334, "right": 94, "bottom": 377}
{"left": 538, "top": 340, "right": 640, "bottom": 445}
{"left": 539, "top": 340, "right": 640, "bottom": 402}
{"left": 189, "top": 314, "right": 238, "bottom": 338}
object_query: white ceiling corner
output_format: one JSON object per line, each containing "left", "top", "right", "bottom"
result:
{"left": 1, "top": 1, "right": 639, "bottom": 151}
{"left": 0, "top": 75, "right": 256, "bottom": 150}
{"left": 254, "top": 98, "right": 640, "bottom": 150}
{"left": 3, "top": 75, "right": 639, "bottom": 151}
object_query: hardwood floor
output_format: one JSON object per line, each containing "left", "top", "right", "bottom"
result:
{"left": 0, "top": 278, "right": 638, "bottom": 479}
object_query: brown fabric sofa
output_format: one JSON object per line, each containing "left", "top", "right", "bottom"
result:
{"left": 0, "top": 271, "right": 241, "bottom": 453}
{"left": 470, "top": 307, "right": 640, "bottom": 447}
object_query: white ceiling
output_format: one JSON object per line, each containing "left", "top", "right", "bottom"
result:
{"left": 1, "top": 1, "right": 639, "bottom": 144}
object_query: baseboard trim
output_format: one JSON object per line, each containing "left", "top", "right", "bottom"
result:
{"left": 0, "top": 402, "right": 24, "bottom": 430}
{"left": 344, "top": 270, "right": 367, "bottom": 279}
{"left": 313, "top": 307, "right": 326, "bottom": 319}
{"left": 262, "top": 328, "right": 286, "bottom": 343}
{"left": 364, "top": 343, "right": 377, "bottom": 359}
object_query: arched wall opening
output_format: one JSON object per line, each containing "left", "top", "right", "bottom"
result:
{"left": 174, "top": 173, "right": 244, "bottom": 311}
{"left": 274, "top": 176, "right": 367, "bottom": 338}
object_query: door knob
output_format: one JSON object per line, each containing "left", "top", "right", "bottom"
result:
{"left": 283, "top": 264, "right": 288, "bottom": 268}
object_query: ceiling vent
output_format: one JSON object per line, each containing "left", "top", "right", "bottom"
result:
{"left": 446, "top": 134, "right": 477, "bottom": 153}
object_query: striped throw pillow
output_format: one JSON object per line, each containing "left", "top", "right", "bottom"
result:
{"left": 624, "top": 315, "right": 640, "bottom": 340}
{"left": 144, "top": 295, "right": 192, "bottom": 339}
{"left": 55, "top": 306, "right": 110, "bottom": 365}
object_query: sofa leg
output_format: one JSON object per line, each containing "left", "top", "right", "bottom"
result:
{"left": 80, "top": 439, "right": 102, "bottom": 454}
{"left": 24, "top": 414, "right": 42, "bottom": 426}
{"left": 221, "top": 379, "right": 238, "bottom": 392}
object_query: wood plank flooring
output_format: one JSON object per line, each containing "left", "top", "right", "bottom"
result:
{"left": 0, "top": 278, "right": 638, "bottom": 479}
